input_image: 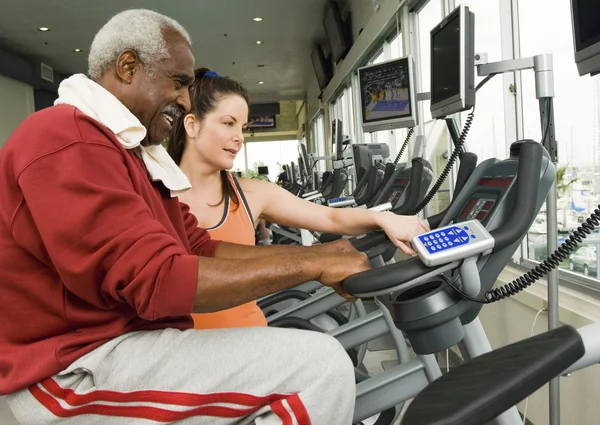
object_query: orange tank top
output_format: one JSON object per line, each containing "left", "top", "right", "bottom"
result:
{"left": 191, "top": 173, "right": 268, "bottom": 329}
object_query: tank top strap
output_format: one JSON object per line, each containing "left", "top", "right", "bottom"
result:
{"left": 228, "top": 173, "right": 255, "bottom": 226}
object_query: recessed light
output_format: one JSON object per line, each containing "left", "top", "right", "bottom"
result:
{"left": 38, "top": 27, "right": 50, "bottom": 32}
{"left": 258, "top": 81, "right": 264, "bottom": 84}
{"left": 73, "top": 48, "right": 82, "bottom": 52}
{"left": 253, "top": 17, "right": 263, "bottom": 22}
{"left": 256, "top": 40, "right": 263, "bottom": 45}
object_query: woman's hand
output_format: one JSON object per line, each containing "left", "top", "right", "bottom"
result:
{"left": 374, "top": 212, "right": 430, "bottom": 256}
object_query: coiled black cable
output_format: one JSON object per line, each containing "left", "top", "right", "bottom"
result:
{"left": 393, "top": 127, "right": 415, "bottom": 165}
{"left": 441, "top": 208, "right": 600, "bottom": 304}
{"left": 410, "top": 109, "right": 474, "bottom": 215}
{"left": 485, "top": 207, "right": 600, "bottom": 302}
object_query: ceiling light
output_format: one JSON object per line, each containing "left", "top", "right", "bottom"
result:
{"left": 256, "top": 40, "right": 263, "bottom": 45}
{"left": 73, "top": 48, "right": 82, "bottom": 52}
{"left": 253, "top": 17, "right": 263, "bottom": 22}
{"left": 258, "top": 81, "right": 264, "bottom": 84}
{"left": 38, "top": 27, "right": 50, "bottom": 32}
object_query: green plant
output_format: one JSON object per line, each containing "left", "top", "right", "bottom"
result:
{"left": 556, "top": 165, "right": 579, "bottom": 197}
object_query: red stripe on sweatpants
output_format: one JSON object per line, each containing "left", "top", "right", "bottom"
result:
{"left": 40, "top": 378, "right": 286, "bottom": 408}
{"left": 30, "top": 384, "right": 269, "bottom": 422}
{"left": 287, "top": 394, "right": 312, "bottom": 425}
{"left": 271, "top": 400, "right": 293, "bottom": 425}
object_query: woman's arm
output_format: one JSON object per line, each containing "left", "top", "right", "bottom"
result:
{"left": 239, "top": 178, "right": 429, "bottom": 255}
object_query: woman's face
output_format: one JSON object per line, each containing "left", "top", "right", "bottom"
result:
{"left": 188, "top": 94, "right": 248, "bottom": 170}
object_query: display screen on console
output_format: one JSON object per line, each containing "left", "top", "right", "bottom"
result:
{"left": 477, "top": 177, "right": 513, "bottom": 187}
{"left": 459, "top": 197, "right": 496, "bottom": 221}
{"left": 386, "top": 178, "right": 409, "bottom": 205}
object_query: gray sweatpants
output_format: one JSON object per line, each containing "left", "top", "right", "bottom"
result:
{"left": 7, "top": 327, "right": 355, "bottom": 425}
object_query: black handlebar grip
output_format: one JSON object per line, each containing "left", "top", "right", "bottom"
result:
{"left": 489, "top": 140, "right": 544, "bottom": 252}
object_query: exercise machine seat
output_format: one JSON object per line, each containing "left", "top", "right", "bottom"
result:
{"left": 402, "top": 325, "right": 585, "bottom": 425}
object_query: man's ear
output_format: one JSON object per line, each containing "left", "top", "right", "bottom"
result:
{"left": 183, "top": 114, "right": 199, "bottom": 138}
{"left": 116, "top": 50, "right": 140, "bottom": 84}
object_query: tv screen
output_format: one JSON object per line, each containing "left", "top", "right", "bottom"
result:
{"left": 311, "top": 44, "right": 332, "bottom": 91}
{"left": 360, "top": 58, "right": 412, "bottom": 122}
{"left": 257, "top": 166, "right": 269, "bottom": 175}
{"left": 431, "top": 12, "right": 461, "bottom": 106}
{"left": 573, "top": 0, "right": 600, "bottom": 52}
{"left": 248, "top": 115, "right": 276, "bottom": 129}
{"left": 430, "top": 4, "right": 475, "bottom": 119}
{"left": 358, "top": 56, "right": 418, "bottom": 132}
{"left": 323, "top": 1, "right": 350, "bottom": 63}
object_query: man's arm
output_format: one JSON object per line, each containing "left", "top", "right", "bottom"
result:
{"left": 213, "top": 239, "right": 355, "bottom": 259}
{"left": 193, "top": 250, "right": 368, "bottom": 313}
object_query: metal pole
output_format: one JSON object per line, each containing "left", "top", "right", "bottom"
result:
{"left": 546, "top": 181, "right": 560, "bottom": 425}
{"left": 535, "top": 52, "right": 560, "bottom": 425}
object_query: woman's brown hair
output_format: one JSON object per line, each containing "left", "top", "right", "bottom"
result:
{"left": 167, "top": 67, "right": 249, "bottom": 207}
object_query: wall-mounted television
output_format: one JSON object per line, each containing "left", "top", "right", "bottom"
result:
{"left": 357, "top": 55, "right": 418, "bottom": 133}
{"left": 311, "top": 43, "right": 332, "bottom": 91}
{"left": 247, "top": 115, "right": 276, "bottom": 129}
{"left": 323, "top": 1, "right": 351, "bottom": 63}
{"left": 570, "top": 0, "right": 600, "bottom": 76}
{"left": 430, "top": 4, "right": 475, "bottom": 119}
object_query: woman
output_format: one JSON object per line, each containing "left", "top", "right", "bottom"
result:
{"left": 168, "top": 68, "right": 428, "bottom": 330}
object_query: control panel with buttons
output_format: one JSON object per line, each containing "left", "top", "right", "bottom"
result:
{"left": 411, "top": 219, "right": 494, "bottom": 267}
{"left": 327, "top": 197, "right": 356, "bottom": 208}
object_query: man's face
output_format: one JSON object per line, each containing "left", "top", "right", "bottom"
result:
{"left": 130, "top": 32, "right": 195, "bottom": 146}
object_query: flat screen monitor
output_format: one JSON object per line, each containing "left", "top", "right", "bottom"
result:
{"left": 323, "top": 1, "right": 351, "bottom": 63}
{"left": 311, "top": 44, "right": 332, "bottom": 91}
{"left": 257, "top": 166, "right": 269, "bottom": 175}
{"left": 570, "top": 0, "right": 600, "bottom": 76}
{"left": 352, "top": 143, "right": 390, "bottom": 171}
{"left": 357, "top": 55, "right": 418, "bottom": 133}
{"left": 430, "top": 4, "right": 475, "bottom": 119}
{"left": 332, "top": 119, "right": 344, "bottom": 160}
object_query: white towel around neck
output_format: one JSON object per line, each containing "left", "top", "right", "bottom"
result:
{"left": 54, "top": 73, "right": 191, "bottom": 197}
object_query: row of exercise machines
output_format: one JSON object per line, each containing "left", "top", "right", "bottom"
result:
{"left": 262, "top": 2, "right": 600, "bottom": 423}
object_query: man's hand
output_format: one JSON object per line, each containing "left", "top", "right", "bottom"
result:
{"left": 374, "top": 212, "right": 430, "bottom": 256}
{"left": 315, "top": 251, "right": 371, "bottom": 301}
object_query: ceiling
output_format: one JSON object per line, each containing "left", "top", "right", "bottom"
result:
{"left": 0, "top": 0, "right": 347, "bottom": 103}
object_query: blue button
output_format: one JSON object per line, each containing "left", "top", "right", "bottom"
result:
{"left": 464, "top": 226, "right": 469, "bottom": 230}
{"left": 444, "top": 237, "right": 449, "bottom": 241}
{"left": 471, "top": 235, "right": 476, "bottom": 239}
{"left": 441, "top": 232, "right": 446, "bottom": 236}
{"left": 424, "top": 236, "right": 429, "bottom": 241}
{"left": 443, "top": 243, "right": 447, "bottom": 247}
{"left": 431, "top": 247, "right": 436, "bottom": 251}
{"left": 437, "top": 245, "right": 441, "bottom": 249}
{"left": 448, "top": 242, "right": 453, "bottom": 246}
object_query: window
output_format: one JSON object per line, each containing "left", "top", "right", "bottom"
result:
{"left": 417, "top": 0, "right": 442, "bottom": 124}
{"left": 232, "top": 142, "right": 246, "bottom": 175}
{"left": 244, "top": 140, "right": 300, "bottom": 182}
{"left": 519, "top": 0, "right": 600, "bottom": 285}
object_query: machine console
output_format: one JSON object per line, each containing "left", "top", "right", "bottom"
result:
{"left": 412, "top": 219, "right": 494, "bottom": 267}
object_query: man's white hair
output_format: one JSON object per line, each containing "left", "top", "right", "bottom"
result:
{"left": 88, "top": 9, "right": 192, "bottom": 81}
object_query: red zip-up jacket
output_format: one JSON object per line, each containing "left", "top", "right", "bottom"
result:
{"left": 0, "top": 105, "right": 221, "bottom": 394}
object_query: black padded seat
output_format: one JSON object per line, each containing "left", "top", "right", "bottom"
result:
{"left": 402, "top": 325, "right": 585, "bottom": 425}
